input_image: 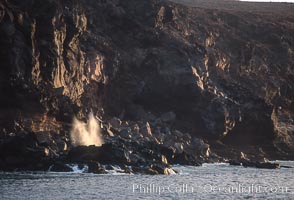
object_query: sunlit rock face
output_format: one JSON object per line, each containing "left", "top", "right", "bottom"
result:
{"left": 0, "top": 0, "right": 293, "bottom": 158}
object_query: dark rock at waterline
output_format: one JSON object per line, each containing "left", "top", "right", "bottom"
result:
{"left": 87, "top": 161, "right": 107, "bottom": 174}
{"left": 0, "top": 133, "right": 38, "bottom": 156}
{"left": 131, "top": 166, "right": 144, "bottom": 174}
{"left": 0, "top": 132, "right": 54, "bottom": 171}
{"left": 68, "top": 135, "right": 205, "bottom": 172}
{"left": 255, "top": 162, "right": 280, "bottom": 169}
{"left": 158, "top": 145, "right": 174, "bottom": 163}
{"left": 229, "top": 159, "right": 281, "bottom": 169}
{"left": 131, "top": 164, "right": 176, "bottom": 175}
{"left": 229, "top": 160, "right": 241, "bottom": 166}
{"left": 173, "top": 152, "right": 202, "bottom": 166}
{"left": 145, "top": 168, "right": 160, "bottom": 175}
{"left": 50, "top": 162, "right": 73, "bottom": 172}
{"left": 68, "top": 145, "right": 102, "bottom": 162}
{"left": 0, "top": 131, "right": 68, "bottom": 171}
{"left": 68, "top": 143, "right": 131, "bottom": 165}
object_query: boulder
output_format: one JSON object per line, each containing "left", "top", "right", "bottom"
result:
{"left": 119, "top": 128, "right": 132, "bottom": 139}
{"left": 50, "top": 163, "right": 73, "bottom": 172}
{"left": 109, "top": 117, "right": 122, "bottom": 129}
{"left": 145, "top": 168, "right": 159, "bottom": 175}
{"left": 173, "top": 152, "right": 202, "bottom": 166}
{"left": 159, "top": 145, "right": 174, "bottom": 161}
{"left": 34, "top": 132, "right": 52, "bottom": 146}
{"left": 88, "top": 161, "right": 107, "bottom": 174}
{"left": 68, "top": 145, "right": 102, "bottom": 162}
{"left": 68, "top": 143, "right": 132, "bottom": 165}
{"left": 192, "top": 138, "right": 210, "bottom": 156}
{"left": 229, "top": 160, "right": 241, "bottom": 166}
{"left": 255, "top": 162, "right": 280, "bottom": 169}
{"left": 241, "top": 160, "right": 280, "bottom": 169}
{"left": 242, "top": 161, "right": 257, "bottom": 168}
{"left": 151, "top": 164, "right": 167, "bottom": 174}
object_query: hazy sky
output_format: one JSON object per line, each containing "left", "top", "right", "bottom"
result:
{"left": 240, "top": 0, "right": 294, "bottom": 2}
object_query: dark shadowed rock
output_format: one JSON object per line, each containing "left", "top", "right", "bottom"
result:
{"left": 68, "top": 145, "right": 102, "bottom": 162}
{"left": 255, "top": 162, "right": 280, "bottom": 169}
{"left": 88, "top": 161, "right": 107, "bottom": 174}
{"left": 173, "top": 152, "right": 202, "bottom": 166}
{"left": 229, "top": 160, "right": 241, "bottom": 166}
{"left": 109, "top": 117, "right": 122, "bottom": 130}
{"left": 119, "top": 128, "right": 132, "bottom": 139}
{"left": 50, "top": 163, "right": 73, "bottom": 172}
{"left": 145, "top": 168, "right": 159, "bottom": 175}
{"left": 68, "top": 143, "right": 131, "bottom": 165}
{"left": 34, "top": 132, "right": 52, "bottom": 146}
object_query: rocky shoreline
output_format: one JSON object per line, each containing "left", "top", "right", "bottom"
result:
{"left": 0, "top": 114, "right": 290, "bottom": 175}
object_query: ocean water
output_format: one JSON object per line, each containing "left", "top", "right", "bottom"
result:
{"left": 0, "top": 161, "right": 293, "bottom": 200}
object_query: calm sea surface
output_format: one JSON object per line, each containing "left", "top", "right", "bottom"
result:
{"left": 0, "top": 161, "right": 293, "bottom": 199}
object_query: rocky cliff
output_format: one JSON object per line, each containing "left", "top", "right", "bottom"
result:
{"left": 0, "top": 0, "right": 294, "bottom": 170}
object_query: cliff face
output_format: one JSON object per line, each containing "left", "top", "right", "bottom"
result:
{"left": 0, "top": 0, "right": 293, "bottom": 159}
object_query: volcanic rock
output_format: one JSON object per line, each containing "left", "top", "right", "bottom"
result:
{"left": 50, "top": 162, "right": 73, "bottom": 172}
{"left": 0, "top": 0, "right": 294, "bottom": 172}
{"left": 88, "top": 161, "right": 107, "bottom": 174}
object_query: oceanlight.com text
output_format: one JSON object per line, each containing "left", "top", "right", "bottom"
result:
{"left": 132, "top": 183, "right": 290, "bottom": 195}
